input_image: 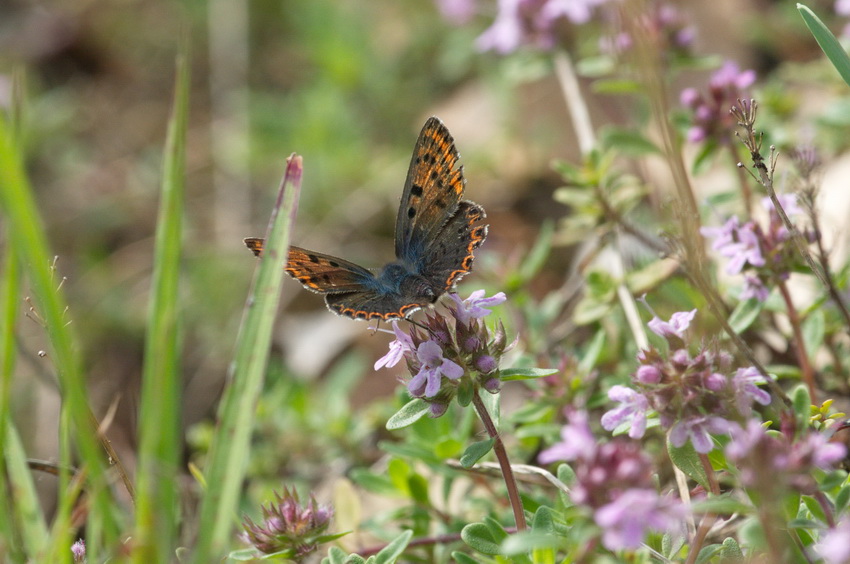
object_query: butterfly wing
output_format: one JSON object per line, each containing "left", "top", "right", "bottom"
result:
{"left": 244, "top": 237, "right": 375, "bottom": 294}
{"left": 244, "top": 237, "right": 420, "bottom": 320}
{"left": 325, "top": 291, "right": 426, "bottom": 320}
{"left": 420, "top": 201, "right": 488, "bottom": 291}
{"left": 395, "top": 117, "right": 466, "bottom": 265}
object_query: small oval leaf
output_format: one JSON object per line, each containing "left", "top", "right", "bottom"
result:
{"left": 386, "top": 399, "right": 430, "bottom": 430}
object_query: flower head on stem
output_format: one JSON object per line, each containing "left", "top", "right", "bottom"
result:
{"left": 240, "top": 487, "right": 334, "bottom": 557}
{"left": 602, "top": 309, "right": 772, "bottom": 453}
{"left": 540, "top": 410, "right": 687, "bottom": 550}
{"left": 375, "top": 289, "right": 512, "bottom": 415}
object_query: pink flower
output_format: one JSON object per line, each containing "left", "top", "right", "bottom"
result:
{"left": 408, "top": 340, "right": 464, "bottom": 397}
{"left": 647, "top": 309, "right": 697, "bottom": 339}
{"left": 601, "top": 385, "right": 649, "bottom": 439}
{"left": 539, "top": 410, "right": 598, "bottom": 463}
{"left": 594, "top": 490, "right": 687, "bottom": 550}
{"left": 374, "top": 322, "right": 415, "bottom": 370}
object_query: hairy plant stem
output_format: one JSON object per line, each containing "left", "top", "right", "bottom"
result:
{"left": 684, "top": 454, "right": 720, "bottom": 564}
{"left": 776, "top": 279, "right": 816, "bottom": 400}
{"left": 471, "top": 390, "right": 527, "bottom": 531}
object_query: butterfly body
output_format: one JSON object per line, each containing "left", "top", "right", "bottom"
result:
{"left": 245, "top": 117, "right": 487, "bottom": 321}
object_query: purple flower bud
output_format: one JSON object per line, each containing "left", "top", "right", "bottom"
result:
{"left": 703, "top": 372, "right": 727, "bottom": 391}
{"left": 429, "top": 402, "right": 449, "bottom": 417}
{"left": 483, "top": 376, "right": 501, "bottom": 393}
{"left": 670, "top": 349, "right": 690, "bottom": 368}
{"left": 464, "top": 335, "right": 481, "bottom": 352}
{"left": 635, "top": 364, "right": 662, "bottom": 384}
{"left": 474, "top": 355, "right": 498, "bottom": 374}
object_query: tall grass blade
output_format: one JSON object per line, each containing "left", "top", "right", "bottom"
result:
{"left": 1, "top": 240, "right": 36, "bottom": 563}
{"left": 0, "top": 109, "right": 124, "bottom": 554}
{"left": 131, "top": 48, "right": 190, "bottom": 562}
{"left": 190, "top": 155, "right": 303, "bottom": 562}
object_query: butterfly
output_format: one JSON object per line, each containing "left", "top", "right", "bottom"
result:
{"left": 244, "top": 117, "right": 488, "bottom": 321}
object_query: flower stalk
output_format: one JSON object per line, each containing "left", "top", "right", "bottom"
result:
{"left": 471, "top": 390, "right": 527, "bottom": 531}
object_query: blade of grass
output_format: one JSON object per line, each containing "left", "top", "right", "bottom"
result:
{"left": 3, "top": 426, "right": 49, "bottom": 559}
{"left": 798, "top": 4, "right": 850, "bottom": 88}
{"left": 0, "top": 113, "right": 125, "bottom": 551}
{"left": 131, "top": 48, "right": 189, "bottom": 563}
{"left": 190, "top": 155, "right": 303, "bottom": 562}
{"left": 1, "top": 235, "right": 31, "bottom": 563}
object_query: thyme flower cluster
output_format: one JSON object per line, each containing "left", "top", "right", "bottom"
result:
{"left": 601, "top": 309, "right": 771, "bottom": 453}
{"left": 702, "top": 194, "right": 815, "bottom": 302}
{"left": 240, "top": 487, "right": 333, "bottom": 558}
{"left": 375, "top": 290, "right": 510, "bottom": 417}
{"left": 539, "top": 410, "right": 687, "bottom": 550}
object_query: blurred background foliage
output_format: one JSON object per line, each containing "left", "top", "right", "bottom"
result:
{"left": 2, "top": 0, "right": 575, "bottom": 522}
{"left": 4, "top": 0, "right": 849, "bottom": 550}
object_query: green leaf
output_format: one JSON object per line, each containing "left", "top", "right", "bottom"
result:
{"left": 347, "top": 469, "right": 398, "bottom": 496}
{"left": 449, "top": 552, "right": 481, "bottom": 564}
{"left": 434, "top": 438, "right": 463, "bottom": 459}
{"left": 625, "top": 258, "right": 679, "bottom": 295}
{"left": 727, "top": 298, "right": 765, "bottom": 334}
{"left": 457, "top": 378, "right": 474, "bottom": 407}
{"left": 791, "top": 384, "right": 812, "bottom": 429}
{"left": 408, "top": 474, "right": 430, "bottom": 506}
{"left": 694, "top": 544, "right": 723, "bottom": 564}
{"left": 720, "top": 537, "right": 744, "bottom": 559}
{"left": 835, "top": 484, "right": 850, "bottom": 513}
{"left": 600, "top": 125, "right": 661, "bottom": 156}
{"left": 820, "top": 470, "right": 847, "bottom": 491}
{"left": 690, "top": 138, "right": 719, "bottom": 175}
{"left": 386, "top": 399, "right": 430, "bottom": 430}
{"left": 324, "top": 546, "right": 350, "bottom": 564}
{"left": 530, "top": 506, "right": 556, "bottom": 534}
{"left": 577, "top": 329, "right": 605, "bottom": 375}
{"left": 227, "top": 548, "right": 260, "bottom": 561}
{"left": 552, "top": 186, "right": 596, "bottom": 208}
{"left": 374, "top": 530, "right": 413, "bottom": 564}
{"left": 802, "top": 309, "right": 825, "bottom": 361}
{"left": 662, "top": 532, "right": 686, "bottom": 559}
{"left": 314, "top": 531, "right": 352, "bottom": 544}
{"left": 388, "top": 458, "right": 412, "bottom": 493}
{"left": 798, "top": 4, "right": 850, "bottom": 89}
{"left": 692, "top": 496, "right": 753, "bottom": 515}
{"left": 556, "top": 463, "right": 576, "bottom": 487}
{"left": 802, "top": 495, "right": 827, "bottom": 522}
{"left": 460, "top": 439, "right": 495, "bottom": 468}
{"left": 462, "top": 523, "right": 503, "bottom": 555}
{"left": 788, "top": 518, "right": 822, "bottom": 529}
{"left": 499, "top": 368, "right": 559, "bottom": 381}
{"left": 572, "top": 298, "right": 614, "bottom": 326}
{"left": 667, "top": 438, "right": 710, "bottom": 490}
{"left": 518, "top": 220, "right": 554, "bottom": 283}
{"left": 501, "top": 531, "right": 562, "bottom": 556}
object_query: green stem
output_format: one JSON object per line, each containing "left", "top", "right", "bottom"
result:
{"left": 471, "top": 391, "right": 527, "bottom": 531}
